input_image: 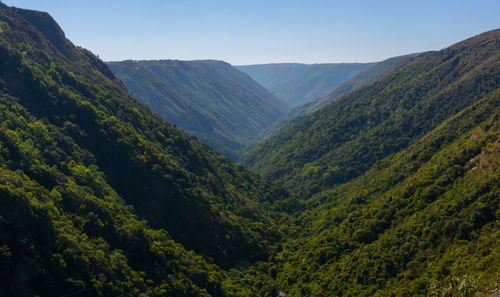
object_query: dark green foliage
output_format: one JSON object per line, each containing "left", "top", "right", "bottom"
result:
{"left": 0, "top": 4, "right": 296, "bottom": 296}
{"left": 107, "top": 60, "right": 287, "bottom": 161}
{"left": 0, "top": 97, "right": 235, "bottom": 296}
{"left": 243, "top": 29, "right": 500, "bottom": 198}
{"left": 236, "top": 62, "right": 374, "bottom": 107}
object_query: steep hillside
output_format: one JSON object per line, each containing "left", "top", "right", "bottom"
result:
{"left": 298, "top": 53, "right": 420, "bottom": 115}
{"left": 0, "top": 4, "right": 295, "bottom": 296}
{"left": 270, "top": 85, "right": 500, "bottom": 296}
{"left": 240, "top": 29, "right": 500, "bottom": 296}
{"left": 108, "top": 59, "right": 287, "bottom": 160}
{"left": 236, "top": 62, "right": 374, "bottom": 107}
{"left": 242, "top": 29, "right": 500, "bottom": 198}
{"left": 258, "top": 54, "right": 419, "bottom": 140}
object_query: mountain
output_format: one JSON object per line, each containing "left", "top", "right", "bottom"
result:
{"left": 268, "top": 83, "right": 500, "bottom": 296}
{"left": 297, "top": 53, "right": 420, "bottom": 115}
{"left": 107, "top": 59, "right": 287, "bottom": 161}
{"left": 242, "top": 29, "right": 500, "bottom": 197}
{"left": 257, "top": 54, "right": 419, "bottom": 140}
{"left": 235, "top": 62, "right": 374, "bottom": 107}
{"left": 242, "top": 28, "right": 500, "bottom": 296}
{"left": 1, "top": 3, "right": 499, "bottom": 296}
{"left": 0, "top": 4, "right": 295, "bottom": 296}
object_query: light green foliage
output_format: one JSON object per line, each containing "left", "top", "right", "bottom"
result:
{"left": 269, "top": 90, "right": 500, "bottom": 296}
{"left": 240, "top": 29, "right": 500, "bottom": 296}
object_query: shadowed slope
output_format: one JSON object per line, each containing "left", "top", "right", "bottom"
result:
{"left": 108, "top": 59, "right": 287, "bottom": 160}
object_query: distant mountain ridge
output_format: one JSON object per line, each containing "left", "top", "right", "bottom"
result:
{"left": 257, "top": 54, "right": 419, "bottom": 139}
{"left": 108, "top": 59, "right": 287, "bottom": 160}
{"left": 236, "top": 62, "right": 374, "bottom": 107}
{"left": 297, "top": 53, "right": 420, "bottom": 115}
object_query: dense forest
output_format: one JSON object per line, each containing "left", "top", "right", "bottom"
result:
{"left": 0, "top": 3, "right": 499, "bottom": 297}
{"left": 108, "top": 60, "right": 286, "bottom": 161}
{"left": 240, "top": 29, "right": 500, "bottom": 295}
{"left": 264, "top": 86, "right": 500, "bottom": 296}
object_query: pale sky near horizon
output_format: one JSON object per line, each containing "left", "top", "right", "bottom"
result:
{"left": 2, "top": 0, "right": 499, "bottom": 65}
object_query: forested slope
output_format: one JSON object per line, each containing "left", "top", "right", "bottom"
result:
{"left": 1, "top": 3, "right": 499, "bottom": 297}
{"left": 242, "top": 29, "right": 500, "bottom": 297}
{"left": 297, "top": 53, "right": 419, "bottom": 115}
{"left": 269, "top": 84, "right": 500, "bottom": 296}
{"left": 258, "top": 54, "right": 418, "bottom": 140}
{"left": 0, "top": 4, "right": 294, "bottom": 296}
{"left": 108, "top": 60, "right": 287, "bottom": 160}
{"left": 243, "top": 29, "right": 500, "bottom": 197}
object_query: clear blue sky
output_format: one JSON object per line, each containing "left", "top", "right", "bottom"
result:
{"left": 2, "top": 0, "right": 499, "bottom": 65}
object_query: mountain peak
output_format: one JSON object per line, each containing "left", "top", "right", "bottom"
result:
{"left": 1, "top": 5, "right": 68, "bottom": 53}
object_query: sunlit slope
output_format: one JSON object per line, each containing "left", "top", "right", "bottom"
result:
{"left": 243, "top": 29, "right": 500, "bottom": 198}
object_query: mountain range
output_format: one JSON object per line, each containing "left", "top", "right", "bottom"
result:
{"left": 242, "top": 29, "right": 500, "bottom": 197}
{"left": 108, "top": 60, "right": 382, "bottom": 159}
{"left": 1, "top": 3, "right": 499, "bottom": 297}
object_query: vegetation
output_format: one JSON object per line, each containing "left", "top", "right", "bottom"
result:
{"left": 267, "top": 87, "right": 500, "bottom": 296}
{"left": 238, "top": 29, "right": 500, "bottom": 295}
{"left": 299, "top": 53, "right": 420, "bottom": 114}
{"left": 0, "top": 94, "right": 243, "bottom": 297}
{"left": 1, "top": 3, "right": 499, "bottom": 296}
{"left": 0, "top": 4, "right": 299, "bottom": 296}
{"left": 258, "top": 54, "right": 419, "bottom": 140}
{"left": 243, "top": 29, "right": 500, "bottom": 198}
{"left": 236, "top": 62, "right": 374, "bottom": 107}
{"left": 108, "top": 60, "right": 287, "bottom": 161}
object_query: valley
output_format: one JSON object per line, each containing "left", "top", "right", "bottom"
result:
{"left": 0, "top": 2, "right": 498, "bottom": 297}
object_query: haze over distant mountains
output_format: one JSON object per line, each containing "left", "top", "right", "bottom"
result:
{"left": 108, "top": 59, "right": 286, "bottom": 160}
{"left": 259, "top": 53, "right": 419, "bottom": 139}
{"left": 108, "top": 60, "right": 380, "bottom": 160}
{"left": 243, "top": 30, "right": 500, "bottom": 196}
{"left": 236, "top": 62, "right": 374, "bottom": 107}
